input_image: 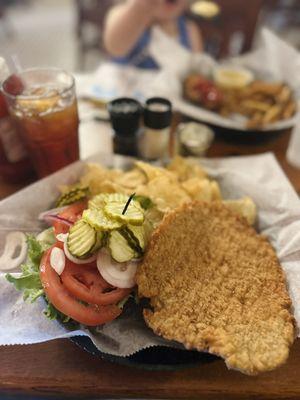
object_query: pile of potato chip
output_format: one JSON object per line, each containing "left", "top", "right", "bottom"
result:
{"left": 76, "top": 157, "right": 257, "bottom": 226}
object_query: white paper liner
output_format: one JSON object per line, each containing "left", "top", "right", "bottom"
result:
{"left": 0, "top": 152, "right": 299, "bottom": 357}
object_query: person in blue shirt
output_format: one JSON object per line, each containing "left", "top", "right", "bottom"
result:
{"left": 104, "top": 0, "right": 202, "bottom": 69}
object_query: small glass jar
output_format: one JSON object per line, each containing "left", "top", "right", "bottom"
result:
{"left": 176, "top": 122, "right": 214, "bottom": 157}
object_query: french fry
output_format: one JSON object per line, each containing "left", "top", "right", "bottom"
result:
{"left": 248, "top": 81, "right": 282, "bottom": 96}
{"left": 184, "top": 73, "right": 297, "bottom": 128}
{"left": 276, "top": 85, "right": 292, "bottom": 104}
{"left": 282, "top": 100, "right": 297, "bottom": 119}
{"left": 262, "top": 104, "right": 281, "bottom": 124}
{"left": 246, "top": 112, "right": 264, "bottom": 129}
{"left": 242, "top": 99, "right": 271, "bottom": 112}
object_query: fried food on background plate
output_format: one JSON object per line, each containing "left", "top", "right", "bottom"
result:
{"left": 136, "top": 202, "right": 295, "bottom": 375}
{"left": 184, "top": 72, "right": 297, "bottom": 129}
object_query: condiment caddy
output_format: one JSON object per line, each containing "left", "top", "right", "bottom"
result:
{"left": 108, "top": 96, "right": 172, "bottom": 160}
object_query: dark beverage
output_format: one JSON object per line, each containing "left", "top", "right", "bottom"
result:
{"left": 3, "top": 69, "right": 80, "bottom": 178}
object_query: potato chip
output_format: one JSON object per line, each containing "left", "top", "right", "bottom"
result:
{"left": 114, "top": 168, "right": 147, "bottom": 189}
{"left": 77, "top": 159, "right": 256, "bottom": 227}
{"left": 79, "top": 164, "right": 112, "bottom": 195}
{"left": 181, "top": 178, "right": 221, "bottom": 202}
{"left": 137, "top": 176, "right": 191, "bottom": 213}
{"left": 135, "top": 160, "right": 177, "bottom": 182}
{"left": 223, "top": 197, "right": 257, "bottom": 225}
{"left": 79, "top": 164, "right": 131, "bottom": 195}
{"left": 167, "top": 156, "right": 207, "bottom": 181}
{"left": 210, "top": 181, "right": 222, "bottom": 200}
{"left": 93, "top": 180, "right": 132, "bottom": 195}
{"left": 145, "top": 207, "right": 165, "bottom": 228}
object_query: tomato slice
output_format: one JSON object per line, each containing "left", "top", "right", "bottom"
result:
{"left": 53, "top": 201, "right": 87, "bottom": 235}
{"left": 61, "top": 263, "right": 131, "bottom": 306}
{"left": 40, "top": 244, "right": 121, "bottom": 326}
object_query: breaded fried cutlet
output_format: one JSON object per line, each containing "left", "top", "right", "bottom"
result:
{"left": 136, "top": 202, "right": 296, "bottom": 375}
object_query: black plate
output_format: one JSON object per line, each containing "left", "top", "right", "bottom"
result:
{"left": 70, "top": 298, "right": 218, "bottom": 371}
{"left": 71, "top": 336, "right": 217, "bottom": 371}
{"left": 212, "top": 123, "right": 287, "bottom": 145}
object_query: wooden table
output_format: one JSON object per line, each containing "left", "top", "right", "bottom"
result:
{"left": 0, "top": 128, "right": 300, "bottom": 400}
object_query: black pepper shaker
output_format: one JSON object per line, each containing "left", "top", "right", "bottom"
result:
{"left": 107, "top": 97, "right": 142, "bottom": 157}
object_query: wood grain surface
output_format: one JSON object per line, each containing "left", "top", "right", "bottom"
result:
{"left": 0, "top": 127, "right": 299, "bottom": 399}
{"left": 0, "top": 339, "right": 300, "bottom": 399}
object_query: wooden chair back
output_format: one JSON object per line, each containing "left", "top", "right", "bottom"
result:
{"left": 188, "top": 0, "right": 264, "bottom": 58}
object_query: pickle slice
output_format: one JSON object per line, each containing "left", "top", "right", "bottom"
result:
{"left": 88, "top": 193, "right": 110, "bottom": 210}
{"left": 67, "top": 220, "right": 97, "bottom": 258}
{"left": 106, "top": 193, "right": 129, "bottom": 203}
{"left": 82, "top": 208, "right": 123, "bottom": 230}
{"left": 91, "top": 231, "right": 105, "bottom": 253}
{"left": 88, "top": 193, "right": 129, "bottom": 210}
{"left": 124, "top": 224, "right": 145, "bottom": 253}
{"left": 56, "top": 187, "right": 89, "bottom": 207}
{"left": 104, "top": 201, "right": 144, "bottom": 226}
{"left": 108, "top": 230, "right": 135, "bottom": 263}
{"left": 119, "top": 229, "right": 141, "bottom": 255}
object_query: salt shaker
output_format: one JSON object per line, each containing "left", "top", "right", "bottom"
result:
{"left": 139, "top": 97, "right": 172, "bottom": 160}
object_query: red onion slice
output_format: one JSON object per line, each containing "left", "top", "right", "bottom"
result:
{"left": 42, "top": 214, "right": 73, "bottom": 227}
{"left": 38, "top": 206, "right": 67, "bottom": 221}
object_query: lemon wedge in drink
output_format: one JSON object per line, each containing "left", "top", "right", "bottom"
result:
{"left": 213, "top": 67, "right": 254, "bottom": 90}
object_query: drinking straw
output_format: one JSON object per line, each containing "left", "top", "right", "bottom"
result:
{"left": 10, "top": 54, "right": 22, "bottom": 73}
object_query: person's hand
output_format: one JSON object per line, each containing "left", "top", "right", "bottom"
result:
{"left": 130, "top": 0, "right": 165, "bottom": 18}
{"left": 131, "top": 0, "right": 188, "bottom": 21}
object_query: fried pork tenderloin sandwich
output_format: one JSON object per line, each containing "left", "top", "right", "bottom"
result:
{"left": 136, "top": 201, "right": 296, "bottom": 375}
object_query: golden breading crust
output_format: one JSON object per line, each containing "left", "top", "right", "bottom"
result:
{"left": 136, "top": 202, "right": 296, "bottom": 375}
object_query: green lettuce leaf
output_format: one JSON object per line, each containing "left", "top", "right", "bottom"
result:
{"left": 6, "top": 234, "right": 77, "bottom": 326}
{"left": 44, "top": 301, "right": 70, "bottom": 323}
{"left": 37, "top": 227, "right": 56, "bottom": 251}
{"left": 6, "top": 235, "right": 44, "bottom": 303}
{"left": 134, "top": 195, "right": 154, "bottom": 210}
{"left": 117, "top": 295, "right": 131, "bottom": 310}
{"left": 44, "top": 299, "right": 79, "bottom": 329}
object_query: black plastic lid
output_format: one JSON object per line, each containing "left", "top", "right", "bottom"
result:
{"left": 107, "top": 97, "right": 142, "bottom": 136}
{"left": 144, "top": 97, "right": 172, "bottom": 130}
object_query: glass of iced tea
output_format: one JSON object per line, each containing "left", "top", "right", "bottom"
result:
{"left": 2, "top": 68, "right": 79, "bottom": 178}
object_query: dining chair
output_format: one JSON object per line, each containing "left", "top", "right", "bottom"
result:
{"left": 188, "top": 0, "right": 264, "bottom": 58}
{"left": 75, "top": 0, "right": 115, "bottom": 70}
{"left": 261, "top": 0, "right": 300, "bottom": 33}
